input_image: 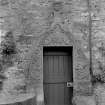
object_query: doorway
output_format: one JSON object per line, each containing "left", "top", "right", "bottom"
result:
{"left": 43, "top": 46, "right": 73, "bottom": 105}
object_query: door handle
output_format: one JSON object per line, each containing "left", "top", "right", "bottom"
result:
{"left": 67, "top": 82, "right": 73, "bottom": 87}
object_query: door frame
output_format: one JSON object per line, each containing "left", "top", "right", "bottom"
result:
{"left": 42, "top": 46, "right": 74, "bottom": 104}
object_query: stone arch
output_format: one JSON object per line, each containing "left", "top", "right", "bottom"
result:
{"left": 39, "top": 24, "right": 77, "bottom": 47}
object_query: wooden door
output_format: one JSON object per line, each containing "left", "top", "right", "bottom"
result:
{"left": 43, "top": 48, "right": 73, "bottom": 105}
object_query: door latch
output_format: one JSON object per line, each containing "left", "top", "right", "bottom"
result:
{"left": 67, "top": 82, "right": 73, "bottom": 87}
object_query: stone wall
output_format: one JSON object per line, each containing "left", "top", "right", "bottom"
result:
{"left": 0, "top": 0, "right": 105, "bottom": 105}
{"left": 91, "top": 0, "right": 105, "bottom": 81}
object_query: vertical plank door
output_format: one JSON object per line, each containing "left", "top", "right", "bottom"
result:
{"left": 43, "top": 51, "right": 73, "bottom": 105}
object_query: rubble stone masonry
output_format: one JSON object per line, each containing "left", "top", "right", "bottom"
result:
{"left": 0, "top": 0, "right": 105, "bottom": 105}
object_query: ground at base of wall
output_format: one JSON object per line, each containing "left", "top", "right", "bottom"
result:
{"left": 73, "top": 83, "right": 105, "bottom": 105}
{"left": 72, "top": 95, "right": 96, "bottom": 105}
{"left": 0, "top": 88, "right": 35, "bottom": 104}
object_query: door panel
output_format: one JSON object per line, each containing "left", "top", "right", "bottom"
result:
{"left": 44, "top": 84, "right": 65, "bottom": 105}
{"left": 43, "top": 50, "right": 73, "bottom": 105}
